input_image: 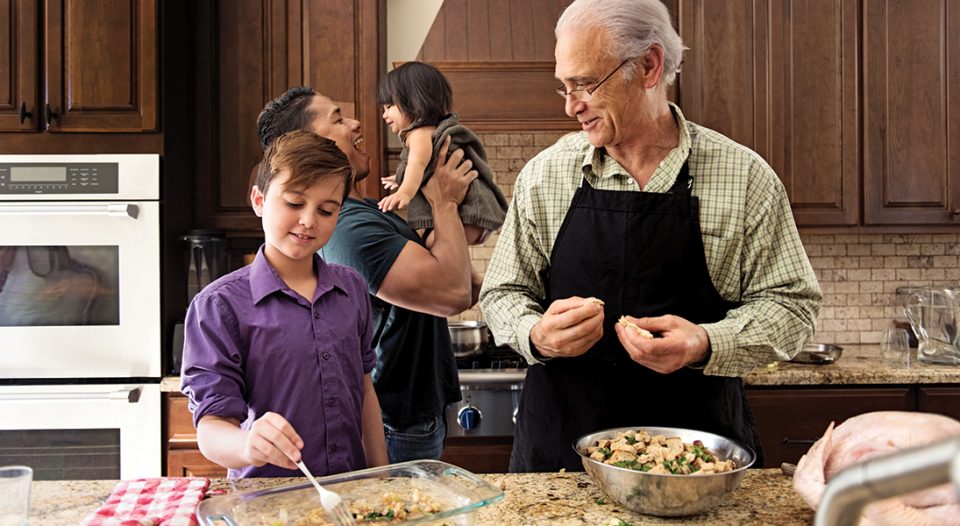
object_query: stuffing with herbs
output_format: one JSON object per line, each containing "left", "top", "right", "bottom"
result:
{"left": 261, "top": 489, "right": 447, "bottom": 525}
{"left": 582, "top": 429, "right": 737, "bottom": 475}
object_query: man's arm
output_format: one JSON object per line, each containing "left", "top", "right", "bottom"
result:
{"left": 376, "top": 139, "right": 478, "bottom": 316}
{"left": 615, "top": 161, "right": 821, "bottom": 376}
{"left": 479, "top": 159, "right": 560, "bottom": 363}
{"left": 696, "top": 169, "right": 821, "bottom": 375}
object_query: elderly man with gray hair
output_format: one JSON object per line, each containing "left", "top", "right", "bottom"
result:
{"left": 479, "top": 0, "right": 822, "bottom": 472}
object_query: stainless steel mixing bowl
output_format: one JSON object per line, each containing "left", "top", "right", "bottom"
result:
{"left": 574, "top": 426, "right": 756, "bottom": 517}
{"left": 448, "top": 320, "right": 489, "bottom": 358}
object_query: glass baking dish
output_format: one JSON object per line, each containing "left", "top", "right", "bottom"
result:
{"left": 196, "top": 460, "right": 504, "bottom": 526}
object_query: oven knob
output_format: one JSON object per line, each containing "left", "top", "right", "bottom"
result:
{"left": 457, "top": 406, "right": 482, "bottom": 430}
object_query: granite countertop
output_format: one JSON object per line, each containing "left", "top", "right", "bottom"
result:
{"left": 30, "top": 469, "right": 813, "bottom": 525}
{"left": 160, "top": 344, "right": 960, "bottom": 393}
{"left": 743, "top": 344, "right": 960, "bottom": 386}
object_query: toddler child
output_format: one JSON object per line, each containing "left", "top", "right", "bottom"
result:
{"left": 377, "top": 61, "right": 508, "bottom": 246}
{"left": 180, "top": 130, "right": 388, "bottom": 477}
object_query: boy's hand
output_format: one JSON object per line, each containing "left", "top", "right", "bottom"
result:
{"left": 422, "top": 137, "right": 476, "bottom": 207}
{"left": 381, "top": 175, "right": 399, "bottom": 190}
{"left": 379, "top": 192, "right": 412, "bottom": 212}
{"left": 242, "top": 411, "right": 303, "bottom": 470}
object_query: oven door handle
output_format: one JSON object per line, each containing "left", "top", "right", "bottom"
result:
{"left": 0, "top": 203, "right": 139, "bottom": 219}
{"left": 0, "top": 387, "right": 142, "bottom": 403}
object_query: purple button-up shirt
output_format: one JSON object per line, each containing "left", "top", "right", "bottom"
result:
{"left": 180, "top": 247, "right": 375, "bottom": 478}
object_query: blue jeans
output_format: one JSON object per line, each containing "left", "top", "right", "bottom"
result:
{"left": 384, "top": 414, "right": 446, "bottom": 464}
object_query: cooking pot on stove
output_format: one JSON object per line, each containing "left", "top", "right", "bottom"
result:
{"left": 448, "top": 320, "right": 488, "bottom": 358}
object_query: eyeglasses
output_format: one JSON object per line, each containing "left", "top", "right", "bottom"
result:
{"left": 555, "top": 58, "right": 631, "bottom": 101}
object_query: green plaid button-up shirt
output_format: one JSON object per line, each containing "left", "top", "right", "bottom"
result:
{"left": 478, "top": 104, "right": 821, "bottom": 377}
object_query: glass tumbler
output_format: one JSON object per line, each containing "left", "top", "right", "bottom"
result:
{"left": 881, "top": 328, "right": 911, "bottom": 366}
{"left": 0, "top": 466, "right": 32, "bottom": 526}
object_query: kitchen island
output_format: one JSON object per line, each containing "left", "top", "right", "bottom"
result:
{"left": 162, "top": 345, "right": 960, "bottom": 474}
{"left": 31, "top": 469, "right": 811, "bottom": 525}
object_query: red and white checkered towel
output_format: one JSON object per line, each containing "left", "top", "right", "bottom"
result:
{"left": 80, "top": 477, "right": 211, "bottom": 526}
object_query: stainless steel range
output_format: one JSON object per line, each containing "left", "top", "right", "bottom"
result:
{"left": 446, "top": 345, "right": 527, "bottom": 438}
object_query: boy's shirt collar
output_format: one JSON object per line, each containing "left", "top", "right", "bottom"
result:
{"left": 248, "top": 244, "right": 347, "bottom": 304}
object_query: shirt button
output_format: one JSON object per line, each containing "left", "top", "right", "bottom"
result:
{"left": 322, "top": 352, "right": 331, "bottom": 360}
{"left": 314, "top": 311, "right": 321, "bottom": 319}
{"left": 327, "top": 398, "right": 336, "bottom": 407}
{"left": 330, "top": 443, "right": 338, "bottom": 452}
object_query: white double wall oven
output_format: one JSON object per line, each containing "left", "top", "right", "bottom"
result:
{"left": 0, "top": 154, "right": 161, "bottom": 479}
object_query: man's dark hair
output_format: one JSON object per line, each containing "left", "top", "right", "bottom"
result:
{"left": 376, "top": 62, "right": 452, "bottom": 127}
{"left": 256, "top": 86, "right": 316, "bottom": 150}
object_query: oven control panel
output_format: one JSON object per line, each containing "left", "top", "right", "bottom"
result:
{"left": 0, "top": 163, "right": 119, "bottom": 194}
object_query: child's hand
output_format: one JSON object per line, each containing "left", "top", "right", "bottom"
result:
{"left": 379, "top": 192, "right": 411, "bottom": 212}
{"left": 242, "top": 411, "right": 303, "bottom": 470}
{"left": 381, "top": 175, "right": 399, "bottom": 190}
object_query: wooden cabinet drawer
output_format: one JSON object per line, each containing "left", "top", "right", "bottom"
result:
{"left": 442, "top": 436, "right": 512, "bottom": 474}
{"left": 166, "top": 394, "right": 199, "bottom": 449}
{"left": 163, "top": 392, "right": 225, "bottom": 476}
{"left": 167, "top": 449, "right": 227, "bottom": 478}
{"left": 918, "top": 386, "right": 960, "bottom": 421}
{"left": 746, "top": 387, "right": 914, "bottom": 468}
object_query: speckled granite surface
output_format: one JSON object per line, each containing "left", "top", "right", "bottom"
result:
{"left": 743, "top": 344, "right": 960, "bottom": 386}
{"left": 160, "top": 344, "right": 960, "bottom": 393}
{"left": 29, "top": 470, "right": 812, "bottom": 525}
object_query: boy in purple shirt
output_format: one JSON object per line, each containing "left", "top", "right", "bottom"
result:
{"left": 180, "top": 130, "right": 389, "bottom": 477}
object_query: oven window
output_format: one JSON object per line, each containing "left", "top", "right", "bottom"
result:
{"left": 0, "top": 246, "right": 119, "bottom": 326}
{"left": 0, "top": 429, "right": 120, "bottom": 480}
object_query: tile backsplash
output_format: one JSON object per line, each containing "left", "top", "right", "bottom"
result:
{"left": 453, "top": 131, "right": 956, "bottom": 346}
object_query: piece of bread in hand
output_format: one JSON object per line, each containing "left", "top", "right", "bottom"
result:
{"left": 617, "top": 316, "right": 654, "bottom": 339}
{"left": 584, "top": 297, "right": 605, "bottom": 307}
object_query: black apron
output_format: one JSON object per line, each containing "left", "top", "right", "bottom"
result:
{"left": 510, "top": 161, "right": 762, "bottom": 472}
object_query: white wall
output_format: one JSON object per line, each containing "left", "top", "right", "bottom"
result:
{"left": 386, "top": 0, "right": 444, "bottom": 70}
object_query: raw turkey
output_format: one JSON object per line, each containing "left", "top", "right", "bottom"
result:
{"left": 793, "top": 411, "right": 960, "bottom": 525}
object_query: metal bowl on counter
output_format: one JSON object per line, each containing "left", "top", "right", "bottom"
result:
{"left": 448, "top": 320, "right": 489, "bottom": 358}
{"left": 574, "top": 426, "right": 755, "bottom": 517}
{"left": 789, "top": 343, "right": 843, "bottom": 364}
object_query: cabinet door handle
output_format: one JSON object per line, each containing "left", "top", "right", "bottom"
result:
{"left": 781, "top": 437, "right": 817, "bottom": 445}
{"left": 44, "top": 103, "right": 58, "bottom": 128}
{"left": 18, "top": 102, "right": 32, "bottom": 124}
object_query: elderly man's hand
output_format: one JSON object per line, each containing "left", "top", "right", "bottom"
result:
{"left": 615, "top": 314, "right": 710, "bottom": 374}
{"left": 531, "top": 297, "right": 604, "bottom": 358}
{"left": 421, "top": 136, "right": 476, "bottom": 207}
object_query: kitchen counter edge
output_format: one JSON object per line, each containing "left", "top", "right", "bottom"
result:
{"left": 30, "top": 469, "right": 812, "bottom": 526}
{"left": 161, "top": 344, "right": 960, "bottom": 392}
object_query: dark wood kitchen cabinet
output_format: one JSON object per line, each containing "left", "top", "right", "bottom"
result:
{"left": 164, "top": 393, "right": 227, "bottom": 477}
{"left": 442, "top": 436, "right": 512, "bottom": 474}
{"left": 917, "top": 386, "right": 960, "bottom": 422}
{"left": 0, "top": 0, "right": 38, "bottom": 132}
{"left": 0, "top": 0, "right": 158, "bottom": 133}
{"left": 677, "top": 0, "right": 859, "bottom": 226}
{"left": 746, "top": 386, "right": 914, "bottom": 468}
{"left": 677, "top": 0, "right": 960, "bottom": 228}
{"left": 861, "top": 0, "right": 960, "bottom": 225}
{"left": 193, "top": 0, "right": 383, "bottom": 234}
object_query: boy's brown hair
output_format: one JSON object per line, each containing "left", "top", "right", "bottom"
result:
{"left": 255, "top": 130, "right": 352, "bottom": 201}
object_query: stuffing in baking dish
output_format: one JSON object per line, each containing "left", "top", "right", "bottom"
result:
{"left": 262, "top": 488, "right": 447, "bottom": 525}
